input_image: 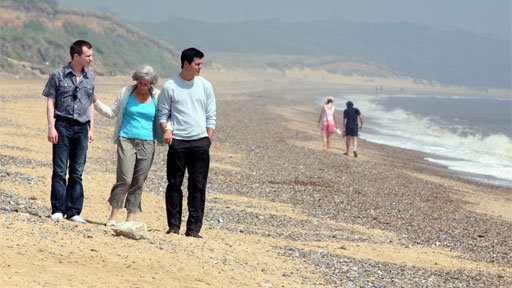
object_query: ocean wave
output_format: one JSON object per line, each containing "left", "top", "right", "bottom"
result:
{"left": 330, "top": 93, "right": 512, "bottom": 186}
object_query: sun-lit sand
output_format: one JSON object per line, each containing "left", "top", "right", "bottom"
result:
{"left": 0, "top": 68, "right": 510, "bottom": 287}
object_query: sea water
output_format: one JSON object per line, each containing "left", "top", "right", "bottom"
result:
{"left": 320, "top": 93, "right": 512, "bottom": 187}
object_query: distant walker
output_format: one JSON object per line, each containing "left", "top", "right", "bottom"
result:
{"left": 343, "top": 101, "right": 363, "bottom": 157}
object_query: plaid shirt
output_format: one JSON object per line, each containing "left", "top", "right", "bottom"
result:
{"left": 42, "top": 62, "right": 95, "bottom": 123}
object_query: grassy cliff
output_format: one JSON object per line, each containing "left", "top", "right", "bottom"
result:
{"left": 0, "top": 0, "right": 180, "bottom": 76}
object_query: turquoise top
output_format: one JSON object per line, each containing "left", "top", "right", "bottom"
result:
{"left": 119, "top": 93, "right": 155, "bottom": 140}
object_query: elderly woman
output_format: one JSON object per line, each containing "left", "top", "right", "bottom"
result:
{"left": 94, "top": 65, "right": 166, "bottom": 226}
{"left": 317, "top": 96, "right": 339, "bottom": 151}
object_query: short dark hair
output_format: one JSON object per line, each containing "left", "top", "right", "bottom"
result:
{"left": 346, "top": 101, "right": 354, "bottom": 108}
{"left": 70, "top": 40, "right": 92, "bottom": 60}
{"left": 181, "top": 47, "right": 204, "bottom": 69}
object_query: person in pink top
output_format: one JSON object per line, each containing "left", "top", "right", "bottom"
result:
{"left": 317, "top": 96, "right": 339, "bottom": 151}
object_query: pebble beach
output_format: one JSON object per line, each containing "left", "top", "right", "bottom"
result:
{"left": 0, "top": 68, "right": 510, "bottom": 287}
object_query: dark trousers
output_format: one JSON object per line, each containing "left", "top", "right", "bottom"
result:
{"left": 166, "top": 137, "right": 211, "bottom": 233}
{"left": 51, "top": 119, "right": 89, "bottom": 217}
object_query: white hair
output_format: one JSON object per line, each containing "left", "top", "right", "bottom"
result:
{"left": 132, "top": 65, "right": 158, "bottom": 85}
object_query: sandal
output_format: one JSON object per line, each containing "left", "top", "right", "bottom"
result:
{"left": 105, "top": 220, "right": 116, "bottom": 227}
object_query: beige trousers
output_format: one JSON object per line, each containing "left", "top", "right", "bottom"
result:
{"left": 108, "top": 137, "right": 155, "bottom": 213}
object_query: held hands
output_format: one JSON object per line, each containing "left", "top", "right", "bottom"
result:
{"left": 164, "top": 130, "right": 173, "bottom": 145}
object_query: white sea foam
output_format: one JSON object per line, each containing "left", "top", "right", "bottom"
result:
{"left": 329, "top": 93, "right": 512, "bottom": 186}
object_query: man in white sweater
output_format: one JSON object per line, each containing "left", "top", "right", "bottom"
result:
{"left": 157, "top": 48, "right": 216, "bottom": 238}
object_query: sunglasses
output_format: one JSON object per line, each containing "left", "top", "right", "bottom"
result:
{"left": 73, "top": 86, "right": 80, "bottom": 101}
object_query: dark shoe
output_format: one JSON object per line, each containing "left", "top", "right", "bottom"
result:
{"left": 185, "top": 231, "right": 203, "bottom": 239}
{"left": 353, "top": 151, "right": 358, "bottom": 157}
{"left": 166, "top": 228, "right": 179, "bottom": 235}
{"left": 343, "top": 152, "right": 349, "bottom": 156}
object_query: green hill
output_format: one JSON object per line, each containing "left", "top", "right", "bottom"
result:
{"left": 0, "top": 0, "right": 180, "bottom": 77}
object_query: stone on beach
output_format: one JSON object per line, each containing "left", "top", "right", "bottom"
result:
{"left": 113, "top": 222, "right": 150, "bottom": 240}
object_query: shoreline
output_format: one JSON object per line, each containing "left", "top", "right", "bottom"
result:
{"left": 307, "top": 90, "right": 512, "bottom": 189}
{"left": 359, "top": 134, "right": 512, "bottom": 189}
{"left": 0, "top": 71, "right": 511, "bottom": 287}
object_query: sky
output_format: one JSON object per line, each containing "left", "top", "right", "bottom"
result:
{"left": 56, "top": 0, "right": 511, "bottom": 40}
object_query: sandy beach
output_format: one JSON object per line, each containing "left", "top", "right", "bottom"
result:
{"left": 0, "top": 68, "right": 510, "bottom": 287}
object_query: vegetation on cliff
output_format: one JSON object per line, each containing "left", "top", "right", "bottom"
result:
{"left": 0, "top": 0, "right": 180, "bottom": 76}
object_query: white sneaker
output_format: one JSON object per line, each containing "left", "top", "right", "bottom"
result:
{"left": 51, "top": 212, "right": 63, "bottom": 221}
{"left": 69, "top": 215, "right": 86, "bottom": 223}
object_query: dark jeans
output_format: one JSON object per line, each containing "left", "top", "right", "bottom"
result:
{"left": 166, "top": 137, "right": 210, "bottom": 233}
{"left": 51, "top": 119, "right": 89, "bottom": 217}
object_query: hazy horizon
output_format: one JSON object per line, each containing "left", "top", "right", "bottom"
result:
{"left": 56, "top": 0, "right": 511, "bottom": 41}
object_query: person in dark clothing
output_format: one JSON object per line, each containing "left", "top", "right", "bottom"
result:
{"left": 343, "top": 101, "right": 363, "bottom": 157}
